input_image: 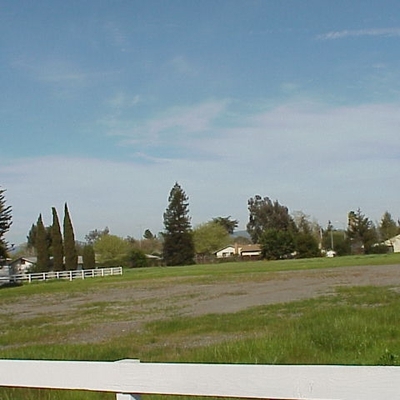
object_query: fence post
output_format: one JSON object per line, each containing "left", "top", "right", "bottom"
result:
{"left": 116, "top": 394, "right": 141, "bottom": 400}
{"left": 115, "top": 359, "right": 141, "bottom": 400}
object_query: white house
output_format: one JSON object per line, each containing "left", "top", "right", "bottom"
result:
{"left": 10, "top": 257, "right": 37, "bottom": 273}
{"left": 384, "top": 234, "right": 400, "bottom": 253}
{"left": 240, "top": 244, "right": 262, "bottom": 258}
{"left": 215, "top": 245, "right": 237, "bottom": 258}
{"left": 215, "top": 244, "right": 262, "bottom": 259}
{"left": 10, "top": 256, "right": 85, "bottom": 272}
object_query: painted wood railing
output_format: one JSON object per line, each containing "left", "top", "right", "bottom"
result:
{"left": 0, "top": 359, "right": 399, "bottom": 399}
{"left": 0, "top": 266, "right": 123, "bottom": 283}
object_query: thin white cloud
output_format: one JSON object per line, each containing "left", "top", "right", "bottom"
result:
{"left": 168, "top": 56, "right": 199, "bottom": 76}
{"left": 12, "top": 56, "right": 117, "bottom": 88}
{"left": 317, "top": 27, "right": 400, "bottom": 40}
{"left": 106, "top": 92, "right": 142, "bottom": 109}
{"left": 104, "top": 20, "right": 131, "bottom": 52}
{"left": 143, "top": 100, "right": 228, "bottom": 135}
{"left": 101, "top": 99, "right": 229, "bottom": 154}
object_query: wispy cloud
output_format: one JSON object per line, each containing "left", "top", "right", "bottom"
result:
{"left": 168, "top": 56, "right": 199, "bottom": 76}
{"left": 12, "top": 56, "right": 117, "bottom": 88}
{"left": 104, "top": 20, "right": 131, "bottom": 52}
{"left": 100, "top": 99, "right": 229, "bottom": 160}
{"left": 317, "top": 27, "right": 400, "bottom": 40}
{"left": 106, "top": 92, "right": 142, "bottom": 110}
{"left": 12, "top": 57, "right": 86, "bottom": 84}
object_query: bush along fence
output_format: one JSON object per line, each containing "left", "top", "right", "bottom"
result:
{"left": 0, "top": 359, "right": 399, "bottom": 399}
{"left": 0, "top": 266, "right": 123, "bottom": 283}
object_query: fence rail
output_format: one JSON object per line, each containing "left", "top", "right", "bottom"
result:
{"left": 0, "top": 359, "right": 399, "bottom": 399}
{"left": 0, "top": 266, "right": 123, "bottom": 283}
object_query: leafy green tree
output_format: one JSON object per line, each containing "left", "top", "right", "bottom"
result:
{"left": 63, "top": 203, "right": 78, "bottom": 270}
{"left": 85, "top": 227, "right": 109, "bottom": 245}
{"left": 51, "top": 207, "right": 64, "bottom": 271}
{"left": 247, "top": 195, "right": 296, "bottom": 243}
{"left": 127, "top": 248, "right": 148, "bottom": 268}
{"left": 0, "top": 187, "right": 12, "bottom": 259}
{"left": 35, "top": 214, "right": 50, "bottom": 272}
{"left": 162, "top": 182, "right": 195, "bottom": 266}
{"left": 379, "top": 211, "right": 399, "bottom": 241}
{"left": 260, "top": 228, "right": 295, "bottom": 260}
{"left": 212, "top": 216, "right": 239, "bottom": 235}
{"left": 347, "top": 208, "right": 377, "bottom": 254}
{"left": 143, "top": 229, "right": 155, "bottom": 240}
{"left": 295, "top": 232, "right": 320, "bottom": 258}
{"left": 93, "top": 234, "right": 130, "bottom": 266}
{"left": 193, "top": 221, "right": 230, "bottom": 257}
{"left": 82, "top": 244, "right": 96, "bottom": 270}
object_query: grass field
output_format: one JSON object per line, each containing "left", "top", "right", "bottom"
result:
{"left": 1, "top": 253, "right": 400, "bottom": 399}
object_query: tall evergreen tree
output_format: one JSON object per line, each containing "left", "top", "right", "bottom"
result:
{"left": 347, "top": 208, "right": 377, "bottom": 254}
{"left": 379, "top": 211, "right": 399, "bottom": 241}
{"left": 27, "top": 223, "right": 37, "bottom": 250}
{"left": 36, "top": 214, "right": 50, "bottom": 272}
{"left": 0, "top": 187, "right": 12, "bottom": 260}
{"left": 162, "top": 182, "right": 195, "bottom": 266}
{"left": 51, "top": 207, "right": 64, "bottom": 271}
{"left": 63, "top": 203, "right": 78, "bottom": 270}
{"left": 82, "top": 244, "right": 95, "bottom": 270}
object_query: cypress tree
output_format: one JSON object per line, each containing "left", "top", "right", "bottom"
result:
{"left": 63, "top": 203, "right": 77, "bottom": 270}
{"left": 162, "top": 182, "right": 195, "bottom": 266}
{"left": 0, "top": 187, "right": 12, "bottom": 260}
{"left": 36, "top": 214, "right": 50, "bottom": 272}
{"left": 51, "top": 207, "right": 64, "bottom": 271}
{"left": 82, "top": 244, "right": 95, "bottom": 270}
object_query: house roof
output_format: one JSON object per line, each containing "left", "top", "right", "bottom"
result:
{"left": 240, "top": 244, "right": 261, "bottom": 253}
{"left": 215, "top": 244, "right": 262, "bottom": 254}
{"left": 10, "top": 257, "right": 37, "bottom": 265}
{"left": 214, "top": 245, "right": 236, "bottom": 254}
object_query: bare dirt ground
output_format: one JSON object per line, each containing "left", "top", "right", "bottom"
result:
{"left": 3, "top": 264, "right": 400, "bottom": 344}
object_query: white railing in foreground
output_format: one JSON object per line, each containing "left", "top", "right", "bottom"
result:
{"left": 0, "top": 359, "right": 399, "bottom": 400}
{"left": 1, "top": 267, "right": 123, "bottom": 283}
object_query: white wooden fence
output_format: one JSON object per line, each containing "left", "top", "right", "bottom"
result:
{"left": 0, "top": 267, "right": 123, "bottom": 283}
{"left": 0, "top": 359, "right": 399, "bottom": 399}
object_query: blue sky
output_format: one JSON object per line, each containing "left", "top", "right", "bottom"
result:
{"left": 1, "top": 0, "right": 400, "bottom": 245}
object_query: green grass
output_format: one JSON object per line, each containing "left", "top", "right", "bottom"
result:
{"left": 0, "top": 253, "right": 400, "bottom": 399}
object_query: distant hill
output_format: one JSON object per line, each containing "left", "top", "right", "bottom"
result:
{"left": 231, "top": 230, "right": 250, "bottom": 239}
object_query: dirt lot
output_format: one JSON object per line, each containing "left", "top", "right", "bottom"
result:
{"left": 3, "top": 264, "right": 400, "bottom": 343}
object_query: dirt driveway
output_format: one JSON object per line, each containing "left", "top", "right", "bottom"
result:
{"left": 3, "top": 264, "right": 400, "bottom": 343}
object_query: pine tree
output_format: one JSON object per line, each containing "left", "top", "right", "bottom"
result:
{"left": 36, "top": 214, "right": 50, "bottom": 272}
{"left": 0, "top": 187, "right": 12, "bottom": 260}
{"left": 63, "top": 203, "right": 77, "bottom": 270}
{"left": 347, "top": 208, "right": 377, "bottom": 254}
{"left": 163, "top": 183, "right": 195, "bottom": 266}
{"left": 27, "top": 223, "right": 37, "bottom": 250}
{"left": 51, "top": 207, "right": 64, "bottom": 271}
{"left": 379, "top": 211, "right": 399, "bottom": 241}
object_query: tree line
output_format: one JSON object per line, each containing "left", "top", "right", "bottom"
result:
{"left": 1, "top": 184, "right": 399, "bottom": 269}
{"left": 26, "top": 204, "right": 85, "bottom": 272}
